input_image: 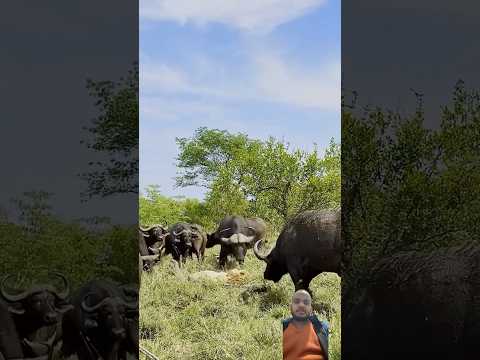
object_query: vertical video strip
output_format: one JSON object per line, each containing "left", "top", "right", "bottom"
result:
{"left": 139, "top": 1, "right": 341, "bottom": 359}
{"left": 342, "top": 1, "right": 480, "bottom": 359}
{"left": 0, "top": 0, "right": 139, "bottom": 359}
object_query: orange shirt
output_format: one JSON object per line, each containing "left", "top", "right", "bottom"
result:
{"left": 283, "top": 321, "right": 325, "bottom": 360}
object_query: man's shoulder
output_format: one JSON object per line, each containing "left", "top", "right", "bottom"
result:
{"left": 281, "top": 315, "right": 329, "bottom": 332}
{"left": 281, "top": 317, "right": 293, "bottom": 331}
{"left": 309, "top": 315, "right": 329, "bottom": 331}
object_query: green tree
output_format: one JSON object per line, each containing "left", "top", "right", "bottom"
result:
{"left": 80, "top": 62, "right": 138, "bottom": 198}
{"left": 139, "top": 185, "right": 185, "bottom": 227}
{"left": 342, "top": 81, "right": 480, "bottom": 305}
{"left": 176, "top": 127, "right": 340, "bottom": 230}
{"left": 139, "top": 185, "right": 212, "bottom": 230}
{"left": 11, "top": 190, "right": 54, "bottom": 234}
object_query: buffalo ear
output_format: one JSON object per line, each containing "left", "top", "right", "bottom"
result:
{"left": 7, "top": 302, "right": 25, "bottom": 315}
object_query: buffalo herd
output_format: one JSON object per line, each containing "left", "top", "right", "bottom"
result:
{"left": 140, "top": 210, "right": 480, "bottom": 359}
{"left": 6, "top": 210, "right": 472, "bottom": 360}
{"left": 139, "top": 210, "right": 342, "bottom": 295}
{"left": 0, "top": 274, "right": 138, "bottom": 360}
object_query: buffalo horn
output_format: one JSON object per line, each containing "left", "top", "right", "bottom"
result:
{"left": 119, "top": 295, "right": 138, "bottom": 310}
{"left": 119, "top": 286, "right": 139, "bottom": 310}
{"left": 141, "top": 254, "right": 160, "bottom": 261}
{"left": 149, "top": 243, "right": 165, "bottom": 254}
{"left": 138, "top": 224, "right": 164, "bottom": 231}
{"left": 81, "top": 294, "right": 110, "bottom": 313}
{"left": 220, "top": 233, "right": 255, "bottom": 244}
{"left": 253, "top": 240, "right": 270, "bottom": 261}
{"left": 51, "top": 272, "right": 70, "bottom": 300}
{"left": 218, "top": 227, "right": 231, "bottom": 233}
{"left": 173, "top": 229, "right": 187, "bottom": 237}
{"left": 0, "top": 275, "right": 29, "bottom": 302}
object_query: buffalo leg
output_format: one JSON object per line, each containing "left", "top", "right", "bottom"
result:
{"left": 218, "top": 246, "right": 229, "bottom": 268}
{"left": 193, "top": 246, "right": 202, "bottom": 262}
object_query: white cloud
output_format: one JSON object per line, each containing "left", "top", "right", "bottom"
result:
{"left": 141, "top": 63, "right": 190, "bottom": 93}
{"left": 141, "top": 51, "right": 339, "bottom": 111}
{"left": 141, "top": 61, "right": 231, "bottom": 98}
{"left": 140, "top": 0, "right": 327, "bottom": 33}
{"left": 253, "top": 53, "right": 340, "bottom": 110}
{"left": 141, "top": 97, "right": 227, "bottom": 122}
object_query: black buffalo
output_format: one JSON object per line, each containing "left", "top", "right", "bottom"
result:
{"left": 0, "top": 300, "right": 23, "bottom": 360}
{"left": 0, "top": 272, "right": 73, "bottom": 359}
{"left": 253, "top": 210, "right": 341, "bottom": 292}
{"left": 139, "top": 224, "right": 168, "bottom": 254}
{"left": 164, "top": 223, "right": 207, "bottom": 266}
{"left": 62, "top": 280, "right": 138, "bottom": 360}
{"left": 343, "top": 243, "right": 480, "bottom": 360}
{"left": 187, "top": 224, "right": 207, "bottom": 262}
{"left": 207, "top": 216, "right": 266, "bottom": 267}
{"left": 138, "top": 225, "right": 169, "bottom": 271}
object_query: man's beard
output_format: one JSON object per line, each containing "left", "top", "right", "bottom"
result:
{"left": 292, "top": 314, "right": 309, "bottom": 322}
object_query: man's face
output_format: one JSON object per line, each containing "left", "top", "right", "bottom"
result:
{"left": 290, "top": 291, "right": 312, "bottom": 320}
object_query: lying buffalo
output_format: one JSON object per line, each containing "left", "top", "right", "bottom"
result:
{"left": 253, "top": 210, "right": 341, "bottom": 292}
{"left": 0, "top": 272, "right": 73, "bottom": 359}
{"left": 62, "top": 279, "right": 138, "bottom": 360}
{"left": 164, "top": 222, "right": 207, "bottom": 266}
{"left": 343, "top": 243, "right": 480, "bottom": 360}
{"left": 207, "top": 216, "right": 266, "bottom": 267}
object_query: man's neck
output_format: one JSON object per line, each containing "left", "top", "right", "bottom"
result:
{"left": 291, "top": 317, "right": 309, "bottom": 328}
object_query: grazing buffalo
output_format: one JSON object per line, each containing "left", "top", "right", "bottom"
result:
{"left": 0, "top": 272, "right": 73, "bottom": 359}
{"left": 253, "top": 210, "right": 341, "bottom": 293}
{"left": 62, "top": 280, "right": 138, "bottom": 360}
{"left": 207, "top": 216, "right": 266, "bottom": 267}
{"left": 164, "top": 223, "right": 207, "bottom": 266}
{"left": 343, "top": 243, "right": 480, "bottom": 360}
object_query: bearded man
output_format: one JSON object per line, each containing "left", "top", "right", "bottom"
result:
{"left": 282, "top": 290, "right": 329, "bottom": 360}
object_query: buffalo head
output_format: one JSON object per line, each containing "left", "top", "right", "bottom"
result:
{"left": 253, "top": 240, "right": 287, "bottom": 282}
{"left": 80, "top": 286, "right": 138, "bottom": 341}
{"left": 166, "top": 224, "right": 195, "bottom": 264}
{"left": 0, "top": 272, "right": 73, "bottom": 325}
{"left": 221, "top": 232, "right": 256, "bottom": 265}
{"left": 208, "top": 217, "right": 261, "bottom": 267}
{"left": 139, "top": 225, "right": 169, "bottom": 254}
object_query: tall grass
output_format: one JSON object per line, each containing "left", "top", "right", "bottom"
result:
{"left": 140, "top": 238, "right": 341, "bottom": 360}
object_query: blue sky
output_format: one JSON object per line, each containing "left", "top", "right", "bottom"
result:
{"left": 140, "top": 0, "right": 340, "bottom": 200}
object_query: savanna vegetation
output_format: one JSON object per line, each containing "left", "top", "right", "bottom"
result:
{"left": 140, "top": 246, "right": 340, "bottom": 360}
{"left": 342, "top": 80, "right": 480, "bottom": 308}
{"left": 0, "top": 64, "right": 139, "bottom": 289}
{"left": 0, "top": 191, "right": 137, "bottom": 289}
{"left": 141, "top": 127, "right": 340, "bottom": 232}
{"left": 139, "top": 130, "right": 341, "bottom": 360}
